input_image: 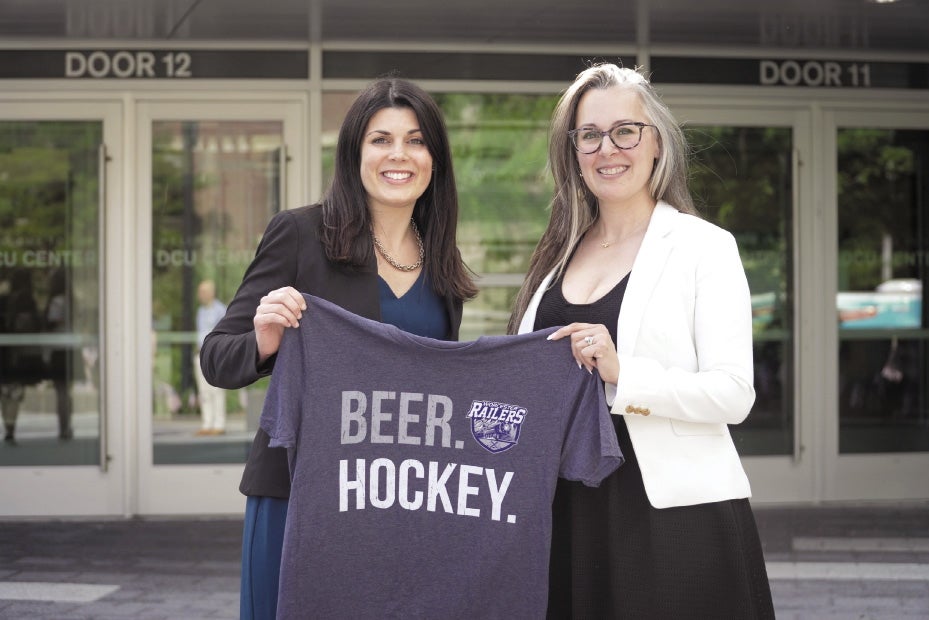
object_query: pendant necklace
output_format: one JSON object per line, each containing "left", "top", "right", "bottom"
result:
{"left": 598, "top": 221, "right": 649, "bottom": 249}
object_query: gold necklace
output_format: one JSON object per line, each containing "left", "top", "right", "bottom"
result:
{"left": 597, "top": 222, "right": 649, "bottom": 248}
{"left": 372, "top": 219, "right": 425, "bottom": 272}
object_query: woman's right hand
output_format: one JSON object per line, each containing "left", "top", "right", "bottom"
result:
{"left": 254, "top": 286, "right": 307, "bottom": 363}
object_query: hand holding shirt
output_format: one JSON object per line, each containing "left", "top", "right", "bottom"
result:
{"left": 260, "top": 294, "right": 622, "bottom": 620}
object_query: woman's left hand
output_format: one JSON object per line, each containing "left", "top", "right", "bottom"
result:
{"left": 547, "top": 323, "right": 619, "bottom": 384}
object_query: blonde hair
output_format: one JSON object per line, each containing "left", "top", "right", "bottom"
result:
{"left": 507, "top": 63, "right": 696, "bottom": 334}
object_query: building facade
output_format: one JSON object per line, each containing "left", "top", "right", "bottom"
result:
{"left": 0, "top": 0, "right": 927, "bottom": 516}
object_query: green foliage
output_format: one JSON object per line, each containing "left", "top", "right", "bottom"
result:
{"left": 687, "top": 126, "right": 792, "bottom": 303}
{"left": 0, "top": 121, "right": 101, "bottom": 324}
{"left": 432, "top": 93, "right": 558, "bottom": 274}
{"left": 837, "top": 128, "right": 919, "bottom": 291}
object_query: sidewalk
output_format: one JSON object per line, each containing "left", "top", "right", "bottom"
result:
{"left": 1, "top": 503, "right": 927, "bottom": 619}
{"left": 755, "top": 503, "right": 929, "bottom": 619}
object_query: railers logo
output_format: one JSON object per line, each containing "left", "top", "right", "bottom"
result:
{"left": 466, "top": 400, "right": 527, "bottom": 454}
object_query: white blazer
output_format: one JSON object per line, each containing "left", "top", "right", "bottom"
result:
{"left": 518, "top": 202, "right": 756, "bottom": 508}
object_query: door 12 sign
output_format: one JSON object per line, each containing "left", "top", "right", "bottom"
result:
{"left": 59, "top": 49, "right": 309, "bottom": 79}
{"left": 65, "top": 50, "right": 191, "bottom": 78}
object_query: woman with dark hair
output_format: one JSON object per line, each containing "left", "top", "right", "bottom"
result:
{"left": 510, "top": 64, "right": 774, "bottom": 618}
{"left": 200, "top": 77, "right": 476, "bottom": 620}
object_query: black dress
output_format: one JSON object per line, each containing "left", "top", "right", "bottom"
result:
{"left": 535, "top": 271, "right": 775, "bottom": 620}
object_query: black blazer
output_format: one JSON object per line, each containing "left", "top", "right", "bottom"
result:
{"left": 200, "top": 204, "right": 463, "bottom": 498}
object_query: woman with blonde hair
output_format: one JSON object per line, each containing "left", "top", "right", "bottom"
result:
{"left": 510, "top": 63, "right": 774, "bottom": 619}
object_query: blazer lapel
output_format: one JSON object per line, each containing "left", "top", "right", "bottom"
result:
{"left": 518, "top": 270, "right": 556, "bottom": 333}
{"left": 616, "top": 202, "right": 677, "bottom": 355}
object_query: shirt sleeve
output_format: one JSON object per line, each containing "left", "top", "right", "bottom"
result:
{"left": 558, "top": 369, "right": 624, "bottom": 487}
{"left": 258, "top": 325, "right": 305, "bottom": 474}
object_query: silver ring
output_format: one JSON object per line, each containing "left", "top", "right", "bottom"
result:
{"left": 584, "top": 336, "right": 594, "bottom": 346}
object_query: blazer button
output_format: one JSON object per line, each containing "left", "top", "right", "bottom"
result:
{"left": 625, "top": 405, "right": 635, "bottom": 414}
{"left": 641, "top": 408, "right": 651, "bottom": 416}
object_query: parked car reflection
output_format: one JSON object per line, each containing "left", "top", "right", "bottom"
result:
{"left": 751, "top": 279, "right": 923, "bottom": 331}
{"left": 837, "top": 279, "right": 922, "bottom": 329}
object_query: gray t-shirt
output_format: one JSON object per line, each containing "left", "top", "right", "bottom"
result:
{"left": 261, "top": 294, "right": 623, "bottom": 620}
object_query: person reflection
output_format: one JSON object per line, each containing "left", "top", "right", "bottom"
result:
{"left": 1, "top": 268, "right": 44, "bottom": 443}
{"left": 44, "top": 268, "right": 75, "bottom": 440}
{"left": 193, "top": 279, "right": 227, "bottom": 436}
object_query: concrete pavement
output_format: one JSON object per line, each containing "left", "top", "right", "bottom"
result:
{"left": 1, "top": 502, "right": 928, "bottom": 619}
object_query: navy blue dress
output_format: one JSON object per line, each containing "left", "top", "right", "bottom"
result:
{"left": 377, "top": 270, "right": 449, "bottom": 340}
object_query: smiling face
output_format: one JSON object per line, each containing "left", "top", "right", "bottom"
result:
{"left": 360, "top": 106, "right": 433, "bottom": 214}
{"left": 574, "top": 85, "right": 660, "bottom": 210}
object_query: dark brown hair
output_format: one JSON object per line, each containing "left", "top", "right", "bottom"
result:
{"left": 320, "top": 77, "right": 477, "bottom": 301}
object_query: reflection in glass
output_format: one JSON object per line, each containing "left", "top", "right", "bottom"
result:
{"left": 0, "top": 121, "right": 101, "bottom": 466}
{"left": 440, "top": 93, "right": 557, "bottom": 338}
{"left": 688, "top": 126, "right": 795, "bottom": 456}
{"left": 151, "top": 120, "right": 282, "bottom": 465}
{"left": 837, "top": 128, "right": 928, "bottom": 454}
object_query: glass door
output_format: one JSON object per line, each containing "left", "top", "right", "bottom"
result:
{"left": 825, "top": 108, "right": 929, "bottom": 501}
{"left": 135, "top": 99, "right": 304, "bottom": 515}
{"left": 670, "top": 103, "right": 815, "bottom": 503}
{"left": 0, "top": 100, "right": 123, "bottom": 516}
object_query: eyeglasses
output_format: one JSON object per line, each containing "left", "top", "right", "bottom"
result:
{"left": 568, "top": 122, "right": 656, "bottom": 154}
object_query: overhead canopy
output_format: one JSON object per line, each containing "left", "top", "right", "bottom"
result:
{"left": 0, "top": 0, "right": 925, "bottom": 53}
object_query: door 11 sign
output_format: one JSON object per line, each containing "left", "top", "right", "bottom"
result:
{"left": 760, "top": 59, "right": 871, "bottom": 87}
